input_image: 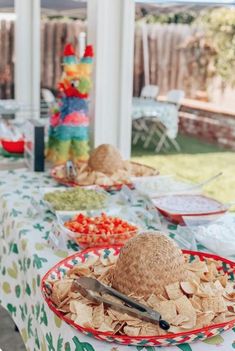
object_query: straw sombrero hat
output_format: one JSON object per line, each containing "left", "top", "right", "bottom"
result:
{"left": 88, "top": 144, "right": 124, "bottom": 175}
{"left": 112, "top": 232, "right": 187, "bottom": 298}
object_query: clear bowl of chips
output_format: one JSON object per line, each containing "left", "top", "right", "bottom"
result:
{"left": 57, "top": 212, "right": 139, "bottom": 249}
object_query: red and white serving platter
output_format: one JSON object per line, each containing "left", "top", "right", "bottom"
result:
{"left": 41, "top": 246, "right": 235, "bottom": 347}
{"left": 51, "top": 162, "right": 158, "bottom": 191}
{"left": 153, "top": 194, "right": 228, "bottom": 225}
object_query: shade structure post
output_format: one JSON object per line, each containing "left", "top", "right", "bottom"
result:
{"left": 87, "top": 0, "right": 135, "bottom": 159}
{"left": 15, "top": 0, "right": 41, "bottom": 120}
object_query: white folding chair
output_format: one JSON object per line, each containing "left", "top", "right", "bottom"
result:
{"left": 166, "top": 89, "right": 185, "bottom": 107}
{"left": 132, "top": 85, "right": 159, "bottom": 145}
{"left": 141, "top": 85, "right": 159, "bottom": 100}
{"left": 151, "top": 89, "right": 185, "bottom": 152}
{"left": 41, "top": 89, "right": 56, "bottom": 104}
{"left": 41, "top": 89, "right": 56, "bottom": 118}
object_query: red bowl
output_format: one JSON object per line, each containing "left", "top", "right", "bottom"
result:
{"left": 153, "top": 194, "right": 227, "bottom": 225}
{"left": 1, "top": 139, "right": 24, "bottom": 154}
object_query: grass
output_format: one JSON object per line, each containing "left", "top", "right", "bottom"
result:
{"left": 131, "top": 134, "right": 235, "bottom": 205}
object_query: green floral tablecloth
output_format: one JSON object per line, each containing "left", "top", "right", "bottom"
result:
{"left": 0, "top": 170, "right": 235, "bottom": 351}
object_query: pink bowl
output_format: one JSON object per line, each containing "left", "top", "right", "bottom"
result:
{"left": 1, "top": 139, "right": 24, "bottom": 154}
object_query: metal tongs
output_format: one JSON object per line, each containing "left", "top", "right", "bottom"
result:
{"left": 65, "top": 160, "right": 77, "bottom": 181}
{"left": 72, "top": 277, "right": 170, "bottom": 331}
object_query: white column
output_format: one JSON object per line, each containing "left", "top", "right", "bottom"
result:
{"left": 87, "top": 0, "right": 135, "bottom": 159}
{"left": 15, "top": 0, "right": 41, "bottom": 120}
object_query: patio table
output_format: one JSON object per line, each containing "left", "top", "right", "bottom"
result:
{"left": 0, "top": 169, "right": 235, "bottom": 351}
{"left": 0, "top": 154, "right": 25, "bottom": 170}
{"left": 0, "top": 100, "right": 20, "bottom": 115}
{"left": 132, "top": 98, "right": 179, "bottom": 139}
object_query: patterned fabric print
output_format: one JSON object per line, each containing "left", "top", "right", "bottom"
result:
{"left": 0, "top": 169, "right": 235, "bottom": 351}
{"left": 41, "top": 248, "right": 235, "bottom": 347}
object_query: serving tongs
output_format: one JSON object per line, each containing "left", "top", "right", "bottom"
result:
{"left": 65, "top": 160, "right": 77, "bottom": 181}
{"left": 72, "top": 277, "right": 170, "bottom": 331}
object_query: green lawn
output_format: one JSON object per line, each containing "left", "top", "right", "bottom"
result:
{"left": 131, "top": 134, "right": 235, "bottom": 205}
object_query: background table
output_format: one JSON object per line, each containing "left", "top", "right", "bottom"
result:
{"left": 0, "top": 170, "right": 235, "bottom": 351}
{"left": 132, "top": 98, "right": 179, "bottom": 139}
{"left": 0, "top": 154, "right": 25, "bottom": 170}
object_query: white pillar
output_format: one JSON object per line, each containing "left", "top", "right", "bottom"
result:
{"left": 15, "top": 0, "right": 41, "bottom": 120}
{"left": 87, "top": 0, "right": 135, "bottom": 159}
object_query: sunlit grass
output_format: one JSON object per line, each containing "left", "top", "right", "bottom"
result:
{"left": 131, "top": 134, "right": 235, "bottom": 205}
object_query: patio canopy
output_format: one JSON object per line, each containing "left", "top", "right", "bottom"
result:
{"left": 0, "top": 0, "right": 86, "bottom": 10}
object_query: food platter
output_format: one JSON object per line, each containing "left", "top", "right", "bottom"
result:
{"left": 54, "top": 209, "right": 142, "bottom": 249}
{"left": 51, "top": 161, "right": 158, "bottom": 191}
{"left": 40, "top": 186, "right": 109, "bottom": 214}
{"left": 41, "top": 246, "right": 235, "bottom": 347}
{"left": 132, "top": 175, "right": 198, "bottom": 198}
{"left": 153, "top": 194, "right": 228, "bottom": 225}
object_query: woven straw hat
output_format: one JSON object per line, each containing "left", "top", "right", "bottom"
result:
{"left": 112, "top": 232, "right": 187, "bottom": 298}
{"left": 88, "top": 144, "right": 124, "bottom": 175}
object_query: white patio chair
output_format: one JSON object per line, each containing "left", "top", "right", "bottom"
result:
{"left": 132, "top": 85, "right": 160, "bottom": 145}
{"left": 141, "top": 85, "right": 159, "bottom": 100}
{"left": 41, "top": 88, "right": 56, "bottom": 104}
{"left": 41, "top": 89, "right": 56, "bottom": 118}
{"left": 150, "top": 89, "right": 185, "bottom": 152}
{"left": 166, "top": 89, "right": 185, "bottom": 107}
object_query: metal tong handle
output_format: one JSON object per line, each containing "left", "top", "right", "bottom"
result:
{"left": 96, "top": 280, "right": 156, "bottom": 315}
{"left": 74, "top": 278, "right": 170, "bottom": 330}
{"left": 66, "top": 160, "right": 77, "bottom": 180}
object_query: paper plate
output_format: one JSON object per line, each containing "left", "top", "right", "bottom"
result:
{"left": 41, "top": 246, "right": 235, "bottom": 347}
{"left": 153, "top": 194, "right": 228, "bottom": 225}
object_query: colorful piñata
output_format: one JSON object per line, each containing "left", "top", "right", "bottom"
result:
{"left": 46, "top": 43, "right": 94, "bottom": 164}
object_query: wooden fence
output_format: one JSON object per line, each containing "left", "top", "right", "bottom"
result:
{"left": 0, "top": 19, "right": 204, "bottom": 99}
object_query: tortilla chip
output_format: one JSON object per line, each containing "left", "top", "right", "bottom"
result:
{"left": 70, "top": 301, "right": 93, "bottom": 326}
{"left": 196, "top": 283, "right": 215, "bottom": 297}
{"left": 169, "top": 325, "right": 186, "bottom": 334}
{"left": 195, "top": 311, "right": 215, "bottom": 329}
{"left": 189, "top": 296, "right": 202, "bottom": 311}
{"left": 201, "top": 296, "right": 226, "bottom": 313}
{"left": 98, "top": 322, "right": 114, "bottom": 332}
{"left": 94, "top": 265, "right": 110, "bottom": 276}
{"left": 223, "top": 292, "right": 235, "bottom": 302}
{"left": 200, "top": 271, "right": 215, "bottom": 282}
{"left": 108, "top": 309, "right": 135, "bottom": 322}
{"left": 147, "top": 294, "right": 162, "bottom": 308}
{"left": 157, "top": 300, "right": 177, "bottom": 322}
{"left": 213, "top": 313, "right": 226, "bottom": 324}
{"left": 92, "top": 303, "right": 104, "bottom": 329}
{"left": 175, "top": 296, "right": 196, "bottom": 329}
{"left": 170, "top": 314, "right": 189, "bottom": 326}
{"left": 186, "top": 271, "right": 201, "bottom": 284}
{"left": 123, "top": 326, "right": 141, "bottom": 336}
{"left": 186, "top": 261, "right": 208, "bottom": 273}
{"left": 180, "top": 281, "right": 197, "bottom": 295}
{"left": 140, "top": 323, "right": 159, "bottom": 336}
{"left": 212, "top": 280, "right": 224, "bottom": 293}
{"left": 165, "top": 282, "right": 184, "bottom": 300}
{"left": 68, "top": 266, "right": 91, "bottom": 277}
{"left": 218, "top": 275, "right": 228, "bottom": 288}
{"left": 126, "top": 318, "right": 143, "bottom": 326}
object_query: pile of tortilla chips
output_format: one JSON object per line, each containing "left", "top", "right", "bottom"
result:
{"left": 55, "top": 161, "right": 158, "bottom": 187}
{"left": 45, "top": 253, "right": 235, "bottom": 337}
